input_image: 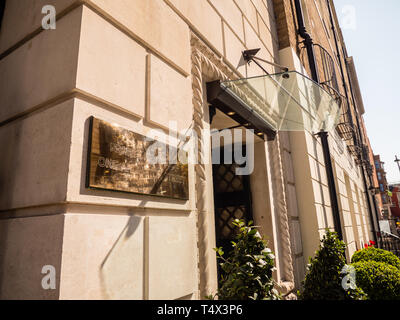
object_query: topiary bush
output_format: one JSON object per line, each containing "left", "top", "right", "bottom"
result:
{"left": 351, "top": 247, "right": 400, "bottom": 270}
{"left": 210, "top": 219, "right": 280, "bottom": 300}
{"left": 299, "top": 230, "right": 366, "bottom": 300}
{"left": 352, "top": 260, "right": 400, "bottom": 300}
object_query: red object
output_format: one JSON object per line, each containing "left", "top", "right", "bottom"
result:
{"left": 390, "top": 187, "right": 400, "bottom": 217}
{"left": 364, "top": 242, "right": 374, "bottom": 249}
{"left": 391, "top": 207, "right": 400, "bottom": 217}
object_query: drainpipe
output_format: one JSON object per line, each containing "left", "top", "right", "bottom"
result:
{"left": 371, "top": 191, "right": 382, "bottom": 247}
{"left": 0, "top": 0, "right": 6, "bottom": 30}
{"left": 294, "top": 0, "right": 319, "bottom": 83}
{"left": 318, "top": 131, "right": 343, "bottom": 240}
{"left": 294, "top": 0, "right": 343, "bottom": 239}
{"left": 326, "top": 0, "right": 378, "bottom": 244}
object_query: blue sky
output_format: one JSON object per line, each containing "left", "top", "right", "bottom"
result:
{"left": 334, "top": 0, "right": 400, "bottom": 183}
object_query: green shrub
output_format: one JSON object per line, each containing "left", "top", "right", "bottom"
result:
{"left": 211, "top": 219, "right": 280, "bottom": 300}
{"left": 351, "top": 247, "right": 400, "bottom": 270}
{"left": 299, "top": 230, "right": 366, "bottom": 300}
{"left": 352, "top": 260, "right": 400, "bottom": 300}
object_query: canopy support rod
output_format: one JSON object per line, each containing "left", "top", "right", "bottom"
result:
{"left": 242, "top": 49, "right": 289, "bottom": 75}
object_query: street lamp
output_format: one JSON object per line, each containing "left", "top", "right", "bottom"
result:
{"left": 395, "top": 155, "right": 400, "bottom": 174}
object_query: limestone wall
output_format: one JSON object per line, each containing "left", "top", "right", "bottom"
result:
{"left": 0, "top": 0, "right": 280, "bottom": 299}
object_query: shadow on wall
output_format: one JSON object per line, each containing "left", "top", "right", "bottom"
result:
{"left": 78, "top": 116, "right": 148, "bottom": 299}
{"left": 99, "top": 214, "right": 144, "bottom": 300}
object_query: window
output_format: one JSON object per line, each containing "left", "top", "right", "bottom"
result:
{"left": 377, "top": 172, "right": 382, "bottom": 180}
{"left": 375, "top": 160, "right": 380, "bottom": 169}
{"left": 380, "top": 184, "right": 384, "bottom": 192}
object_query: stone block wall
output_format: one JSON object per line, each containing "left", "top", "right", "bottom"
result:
{"left": 0, "top": 0, "right": 280, "bottom": 299}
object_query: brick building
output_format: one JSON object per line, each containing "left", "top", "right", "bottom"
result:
{"left": 389, "top": 185, "right": 400, "bottom": 233}
{"left": 374, "top": 155, "right": 391, "bottom": 217}
{"left": 0, "top": 0, "right": 380, "bottom": 299}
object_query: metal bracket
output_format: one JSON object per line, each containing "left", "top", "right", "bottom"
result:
{"left": 242, "top": 49, "right": 289, "bottom": 75}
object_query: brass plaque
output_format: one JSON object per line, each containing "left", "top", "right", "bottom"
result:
{"left": 86, "top": 117, "right": 189, "bottom": 200}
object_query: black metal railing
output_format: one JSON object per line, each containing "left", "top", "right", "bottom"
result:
{"left": 365, "top": 162, "right": 374, "bottom": 177}
{"left": 334, "top": 96, "right": 364, "bottom": 161}
{"left": 312, "top": 43, "right": 364, "bottom": 162}
{"left": 361, "top": 144, "right": 370, "bottom": 161}
{"left": 377, "top": 231, "right": 400, "bottom": 257}
{"left": 336, "top": 98, "right": 355, "bottom": 141}
{"left": 355, "top": 144, "right": 371, "bottom": 167}
{"left": 313, "top": 43, "right": 340, "bottom": 98}
{"left": 312, "top": 43, "right": 356, "bottom": 144}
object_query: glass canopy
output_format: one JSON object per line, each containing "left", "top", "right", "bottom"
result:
{"left": 220, "top": 71, "right": 341, "bottom": 133}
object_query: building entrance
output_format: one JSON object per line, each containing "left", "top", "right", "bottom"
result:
{"left": 212, "top": 145, "right": 254, "bottom": 258}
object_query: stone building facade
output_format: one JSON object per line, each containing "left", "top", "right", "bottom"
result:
{"left": 0, "top": 0, "right": 379, "bottom": 299}
{"left": 271, "top": 0, "right": 379, "bottom": 286}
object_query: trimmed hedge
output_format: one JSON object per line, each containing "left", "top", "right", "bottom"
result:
{"left": 299, "top": 231, "right": 366, "bottom": 300}
{"left": 351, "top": 247, "right": 400, "bottom": 270}
{"left": 353, "top": 260, "right": 400, "bottom": 300}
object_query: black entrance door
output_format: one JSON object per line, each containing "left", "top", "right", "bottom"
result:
{"left": 212, "top": 145, "right": 254, "bottom": 257}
